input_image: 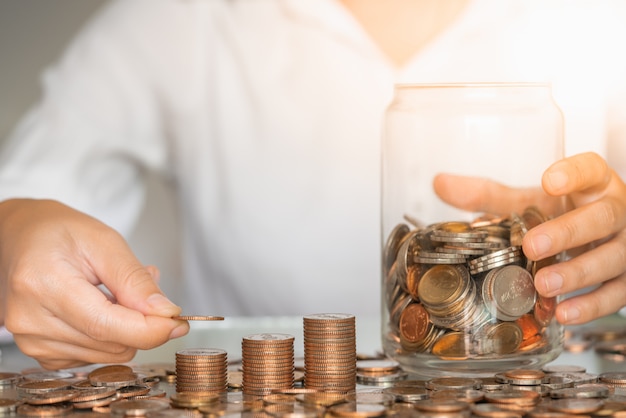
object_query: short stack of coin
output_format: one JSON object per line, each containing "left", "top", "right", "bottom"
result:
{"left": 175, "top": 348, "right": 228, "bottom": 394}
{"left": 241, "top": 333, "right": 295, "bottom": 396}
{"left": 303, "top": 313, "right": 357, "bottom": 393}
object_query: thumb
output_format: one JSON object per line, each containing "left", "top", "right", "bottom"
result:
{"left": 84, "top": 228, "right": 181, "bottom": 318}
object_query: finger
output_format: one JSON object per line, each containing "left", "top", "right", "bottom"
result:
{"left": 14, "top": 334, "right": 137, "bottom": 370}
{"left": 17, "top": 272, "right": 189, "bottom": 349}
{"left": 534, "top": 232, "right": 626, "bottom": 298}
{"left": 554, "top": 273, "right": 626, "bottom": 325}
{"left": 433, "top": 173, "right": 554, "bottom": 215}
{"left": 80, "top": 306, "right": 190, "bottom": 349}
{"left": 523, "top": 196, "right": 626, "bottom": 260}
{"left": 542, "top": 152, "right": 612, "bottom": 198}
{"left": 7, "top": 310, "right": 132, "bottom": 356}
{"left": 80, "top": 226, "right": 180, "bottom": 318}
{"left": 145, "top": 265, "right": 161, "bottom": 285}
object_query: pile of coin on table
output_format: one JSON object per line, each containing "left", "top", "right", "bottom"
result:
{"left": 2, "top": 314, "right": 626, "bottom": 417}
{"left": 383, "top": 206, "right": 561, "bottom": 359}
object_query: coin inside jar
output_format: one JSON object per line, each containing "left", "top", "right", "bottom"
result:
{"left": 383, "top": 207, "right": 561, "bottom": 368}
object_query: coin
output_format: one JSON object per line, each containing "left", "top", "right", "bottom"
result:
{"left": 89, "top": 372, "right": 139, "bottom": 388}
{"left": 418, "top": 265, "right": 469, "bottom": 306}
{"left": 16, "top": 380, "right": 71, "bottom": 395}
{"left": 398, "top": 303, "right": 431, "bottom": 346}
{"left": 431, "top": 332, "right": 471, "bottom": 360}
{"left": 550, "top": 383, "right": 610, "bottom": 399}
{"left": 600, "top": 372, "right": 626, "bottom": 386}
{"left": 16, "top": 403, "right": 73, "bottom": 417}
{"left": 328, "top": 402, "right": 387, "bottom": 418}
{"left": 471, "top": 402, "right": 524, "bottom": 418}
{"left": 484, "top": 389, "right": 541, "bottom": 406}
{"left": 70, "top": 387, "right": 117, "bottom": 403}
{"left": 23, "top": 390, "right": 80, "bottom": 405}
{"left": 172, "top": 315, "right": 225, "bottom": 321}
{"left": 413, "top": 399, "right": 469, "bottom": 413}
{"left": 0, "top": 398, "right": 21, "bottom": 414}
{"left": 487, "top": 265, "right": 536, "bottom": 320}
{"left": 430, "top": 389, "right": 485, "bottom": 403}
{"left": 356, "top": 359, "right": 401, "bottom": 375}
{"left": 383, "top": 223, "right": 411, "bottom": 274}
{"left": 383, "top": 386, "right": 429, "bottom": 402}
{"left": 0, "top": 372, "right": 22, "bottom": 386}
{"left": 504, "top": 369, "right": 546, "bottom": 386}
{"left": 547, "top": 398, "right": 605, "bottom": 414}
{"left": 117, "top": 385, "right": 152, "bottom": 399}
{"left": 109, "top": 399, "right": 170, "bottom": 416}
{"left": 426, "top": 377, "right": 482, "bottom": 391}
{"left": 87, "top": 365, "right": 133, "bottom": 379}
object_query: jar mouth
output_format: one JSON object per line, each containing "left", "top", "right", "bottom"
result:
{"left": 395, "top": 82, "right": 551, "bottom": 89}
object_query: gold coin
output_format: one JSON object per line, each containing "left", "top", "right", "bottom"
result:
{"left": 117, "top": 385, "right": 152, "bottom": 399}
{"left": 87, "top": 364, "right": 133, "bottom": 379}
{"left": 71, "top": 394, "right": 120, "bottom": 410}
{"left": 399, "top": 303, "right": 430, "bottom": 345}
{"left": 16, "top": 403, "right": 73, "bottom": 417}
{"left": 89, "top": 372, "right": 139, "bottom": 388}
{"left": 328, "top": 403, "right": 387, "bottom": 418}
{"left": 477, "top": 322, "right": 523, "bottom": 355}
{"left": 413, "top": 399, "right": 469, "bottom": 413}
{"left": 109, "top": 399, "right": 170, "bottom": 416}
{"left": 418, "top": 265, "right": 467, "bottom": 306}
{"left": 71, "top": 387, "right": 117, "bottom": 403}
{"left": 431, "top": 332, "right": 471, "bottom": 360}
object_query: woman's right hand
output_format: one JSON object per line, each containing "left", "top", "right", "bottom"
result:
{"left": 0, "top": 199, "right": 189, "bottom": 370}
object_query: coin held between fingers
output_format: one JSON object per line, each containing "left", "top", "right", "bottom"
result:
{"left": 172, "top": 315, "right": 225, "bottom": 321}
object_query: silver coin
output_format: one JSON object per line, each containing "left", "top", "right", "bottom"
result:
{"left": 550, "top": 383, "right": 610, "bottom": 399}
{"left": 543, "top": 364, "right": 587, "bottom": 374}
{"left": 488, "top": 265, "right": 536, "bottom": 320}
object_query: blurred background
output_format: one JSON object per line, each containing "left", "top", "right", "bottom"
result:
{"left": 0, "top": 0, "right": 182, "bottom": 303}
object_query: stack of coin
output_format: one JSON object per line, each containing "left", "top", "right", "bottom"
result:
{"left": 417, "top": 264, "right": 487, "bottom": 332}
{"left": 241, "top": 333, "right": 295, "bottom": 396}
{"left": 175, "top": 348, "right": 228, "bottom": 394}
{"left": 303, "top": 313, "right": 356, "bottom": 393}
{"left": 88, "top": 365, "right": 141, "bottom": 389}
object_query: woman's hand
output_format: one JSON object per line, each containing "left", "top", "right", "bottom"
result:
{"left": 434, "top": 152, "right": 626, "bottom": 325}
{"left": 0, "top": 199, "right": 189, "bottom": 369}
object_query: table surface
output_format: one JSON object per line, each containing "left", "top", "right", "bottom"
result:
{"left": 1, "top": 314, "right": 626, "bottom": 376}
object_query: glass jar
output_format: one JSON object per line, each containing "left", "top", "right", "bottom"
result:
{"left": 381, "top": 83, "right": 565, "bottom": 377}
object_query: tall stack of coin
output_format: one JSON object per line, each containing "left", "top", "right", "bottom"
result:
{"left": 303, "top": 313, "right": 356, "bottom": 393}
{"left": 241, "top": 333, "right": 295, "bottom": 396}
{"left": 175, "top": 348, "right": 228, "bottom": 394}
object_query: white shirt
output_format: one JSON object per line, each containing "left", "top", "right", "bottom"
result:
{"left": 1, "top": 0, "right": 626, "bottom": 317}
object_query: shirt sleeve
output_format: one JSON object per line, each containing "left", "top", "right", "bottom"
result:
{"left": 0, "top": 0, "right": 179, "bottom": 236}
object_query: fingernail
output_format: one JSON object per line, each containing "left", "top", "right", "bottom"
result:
{"left": 542, "top": 271, "right": 563, "bottom": 295}
{"left": 170, "top": 324, "right": 188, "bottom": 339}
{"left": 562, "top": 305, "right": 581, "bottom": 323}
{"left": 530, "top": 234, "right": 552, "bottom": 258}
{"left": 547, "top": 170, "right": 568, "bottom": 191}
{"left": 147, "top": 293, "right": 179, "bottom": 313}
